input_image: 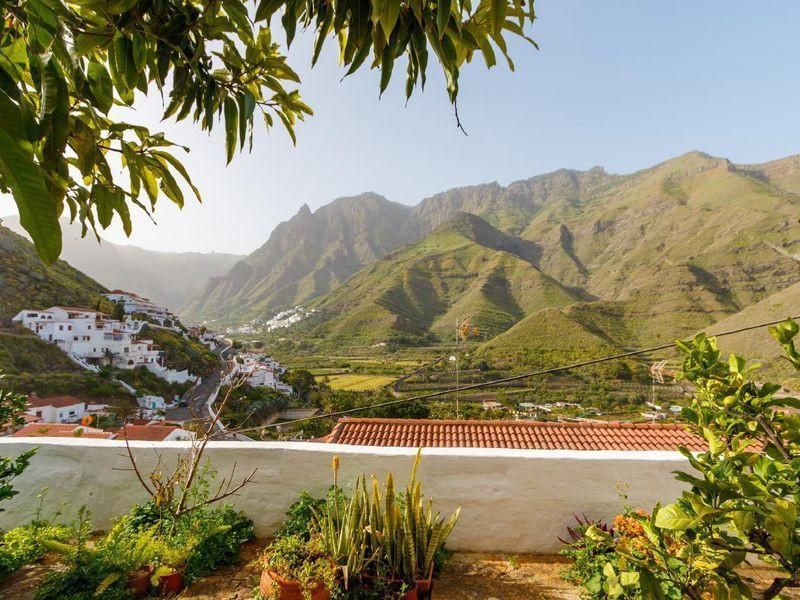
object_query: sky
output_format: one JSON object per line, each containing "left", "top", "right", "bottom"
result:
{"left": 3, "top": 1, "right": 800, "bottom": 254}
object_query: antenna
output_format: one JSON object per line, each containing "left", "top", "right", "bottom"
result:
{"left": 453, "top": 317, "right": 482, "bottom": 419}
{"left": 648, "top": 359, "right": 668, "bottom": 422}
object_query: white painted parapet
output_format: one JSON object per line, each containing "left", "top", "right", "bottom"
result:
{"left": 0, "top": 439, "right": 690, "bottom": 553}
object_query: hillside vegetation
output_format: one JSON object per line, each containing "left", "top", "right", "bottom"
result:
{"left": 3, "top": 216, "right": 242, "bottom": 311}
{"left": 182, "top": 193, "right": 417, "bottom": 322}
{"left": 142, "top": 326, "right": 220, "bottom": 377}
{"left": 299, "top": 213, "right": 576, "bottom": 346}
{"left": 239, "top": 151, "right": 800, "bottom": 378}
{"left": 0, "top": 224, "right": 106, "bottom": 321}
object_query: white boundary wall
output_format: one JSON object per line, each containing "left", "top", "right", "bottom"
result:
{"left": 0, "top": 439, "right": 690, "bottom": 553}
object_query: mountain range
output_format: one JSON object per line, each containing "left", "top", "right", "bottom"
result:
{"left": 1, "top": 216, "right": 242, "bottom": 311}
{"left": 4, "top": 150, "right": 800, "bottom": 382}
{"left": 183, "top": 152, "right": 800, "bottom": 372}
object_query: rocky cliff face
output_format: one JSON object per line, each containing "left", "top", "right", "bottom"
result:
{"left": 181, "top": 193, "right": 416, "bottom": 321}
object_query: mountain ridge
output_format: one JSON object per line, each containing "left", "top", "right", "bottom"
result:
{"left": 2, "top": 216, "right": 242, "bottom": 311}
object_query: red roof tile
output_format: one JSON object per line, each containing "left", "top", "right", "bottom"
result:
{"left": 320, "top": 418, "right": 706, "bottom": 451}
{"left": 27, "top": 395, "right": 85, "bottom": 409}
{"left": 107, "top": 425, "right": 182, "bottom": 441}
{"left": 13, "top": 424, "right": 114, "bottom": 439}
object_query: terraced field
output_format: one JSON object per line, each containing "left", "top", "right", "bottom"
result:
{"left": 316, "top": 373, "right": 398, "bottom": 391}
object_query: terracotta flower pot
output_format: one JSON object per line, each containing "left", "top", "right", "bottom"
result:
{"left": 262, "top": 569, "right": 331, "bottom": 600}
{"left": 128, "top": 565, "right": 153, "bottom": 597}
{"left": 158, "top": 571, "right": 184, "bottom": 597}
{"left": 415, "top": 564, "right": 434, "bottom": 599}
{"left": 383, "top": 578, "right": 420, "bottom": 600}
{"left": 401, "top": 585, "right": 419, "bottom": 600}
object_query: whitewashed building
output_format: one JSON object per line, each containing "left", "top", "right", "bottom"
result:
{"left": 103, "top": 291, "right": 177, "bottom": 328}
{"left": 25, "top": 395, "right": 87, "bottom": 424}
{"left": 12, "top": 307, "right": 162, "bottom": 370}
{"left": 232, "top": 353, "right": 292, "bottom": 393}
{"left": 137, "top": 395, "right": 167, "bottom": 414}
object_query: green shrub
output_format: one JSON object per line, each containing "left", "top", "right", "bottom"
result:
{"left": 183, "top": 505, "right": 254, "bottom": 582}
{"left": 0, "top": 522, "right": 73, "bottom": 579}
{"left": 567, "top": 321, "right": 800, "bottom": 599}
{"left": 275, "top": 491, "right": 327, "bottom": 541}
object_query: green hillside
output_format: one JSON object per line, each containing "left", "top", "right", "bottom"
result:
{"left": 142, "top": 326, "right": 220, "bottom": 377}
{"left": 297, "top": 213, "right": 576, "bottom": 346}
{"left": 522, "top": 152, "right": 800, "bottom": 311}
{"left": 477, "top": 305, "right": 622, "bottom": 370}
{"left": 705, "top": 282, "right": 800, "bottom": 387}
{"left": 271, "top": 152, "right": 800, "bottom": 378}
{"left": 0, "top": 224, "right": 107, "bottom": 321}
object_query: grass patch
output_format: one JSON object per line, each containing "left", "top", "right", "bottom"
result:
{"left": 316, "top": 374, "right": 397, "bottom": 391}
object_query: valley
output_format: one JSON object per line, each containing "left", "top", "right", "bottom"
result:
{"left": 4, "top": 151, "right": 800, "bottom": 441}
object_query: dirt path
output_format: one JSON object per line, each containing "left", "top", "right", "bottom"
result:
{"left": 3, "top": 545, "right": 796, "bottom": 600}
{"left": 179, "top": 545, "right": 580, "bottom": 600}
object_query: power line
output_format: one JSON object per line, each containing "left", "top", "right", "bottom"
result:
{"left": 220, "top": 314, "right": 799, "bottom": 438}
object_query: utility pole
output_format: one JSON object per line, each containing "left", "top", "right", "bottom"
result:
{"left": 456, "top": 317, "right": 461, "bottom": 419}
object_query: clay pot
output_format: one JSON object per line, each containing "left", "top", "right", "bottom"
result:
{"left": 262, "top": 569, "right": 331, "bottom": 600}
{"left": 400, "top": 586, "right": 419, "bottom": 600}
{"left": 415, "top": 564, "right": 434, "bottom": 599}
{"left": 158, "top": 571, "right": 184, "bottom": 597}
{"left": 127, "top": 565, "right": 153, "bottom": 597}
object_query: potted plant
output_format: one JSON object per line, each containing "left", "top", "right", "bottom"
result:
{"left": 362, "top": 451, "right": 460, "bottom": 599}
{"left": 151, "top": 545, "right": 190, "bottom": 597}
{"left": 263, "top": 533, "right": 337, "bottom": 600}
{"left": 401, "top": 452, "right": 460, "bottom": 599}
{"left": 314, "top": 458, "right": 375, "bottom": 592}
{"left": 127, "top": 564, "right": 154, "bottom": 597}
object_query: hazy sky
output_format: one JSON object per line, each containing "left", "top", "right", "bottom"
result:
{"left": 3, "top": 1, "right": 800, "bottom": 254}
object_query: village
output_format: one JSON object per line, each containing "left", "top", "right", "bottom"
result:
{"left": 5, "top": 291, "right": 295, "bottom": 443}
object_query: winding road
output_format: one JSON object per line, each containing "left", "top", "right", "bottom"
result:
{"left": 165, "top": 340, "right": 233, "bottom": 424}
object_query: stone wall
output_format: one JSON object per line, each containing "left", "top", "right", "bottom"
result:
{"left": 0, "top": 439, "right": 689, "bottom": 553}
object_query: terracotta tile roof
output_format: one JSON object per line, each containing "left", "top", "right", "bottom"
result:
{"left": 107, "top": 425, "right": 182, "bottom": 441}
{"left": 107, "top": 290, "right": 149, "bottom": 301}
{"left": 13, "top": 424, "right": 114, "bottom": 439}
{"left": 27, "top": 395, "right": 85, "bottom": 409}
{"left": 319, "top": 418, "right": 706, "bottom": 451}
{"left": 50, "top": 306, "right": 98, "bottom": 313}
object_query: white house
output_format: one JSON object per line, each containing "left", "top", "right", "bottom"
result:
{"left": 138, "top": 395, "right": 166, "bottom": 411}
{"left": 25, "top": 395, "right": 87, "bottom": 424}
{"left": 232, "top": 353, "right": 292, "bottom": 393}
{"left": 103, "top": 291, "right": 177, "bottom": 328}
{"left": 12, "top": 307, "right": 162, "bottom": 370}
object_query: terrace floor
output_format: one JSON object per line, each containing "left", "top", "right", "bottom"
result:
{"left": 2, "top": 541, "right": 797, "bottom": 599}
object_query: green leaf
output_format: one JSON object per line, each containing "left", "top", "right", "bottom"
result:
{"left": 638, "top": 569, "right": 665, "bottom": 600}
{"left": 490, "top": 0, "right": 507, "bottom": 35}
{"left": 653, "top": 503, "right": 695, "bottom": 530}
{"left": 223, "top": 98, "right": 238, "bottom": 164}
{"left": 87, "top": 62, "right": 113, "bottom": 113}
{"left": 702, "top": 427, "right": 726, "bottom": 454}
{"left": 151, "top": 150, "right": 201, "bottom": 202}
{"left": 0, "top": 127, "right": 62, "bottom": 262}
{"left": 111, "top": 33, "right": 137, "bottom": 94}
{"left": 437, "top": 0, "right": 451, "bottom": 38}
{"left": 381, "top": 0, "right": 401, "bottom": 37}
{"left": 255, "top": 0, "right": 283, "bottom": 21}
{"left": 92, "top": 185, "right": 115, "bottom": 228}
{"left": 39, "top": 54, "right": 58, "bottom": 116}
